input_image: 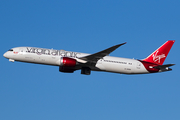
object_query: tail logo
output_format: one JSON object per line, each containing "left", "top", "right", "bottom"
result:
{"left": 152, "top": 51, "right": 166, "bottom": 63}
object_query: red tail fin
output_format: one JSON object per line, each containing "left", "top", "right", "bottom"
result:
{"left": 143, "top": 40, "right": 175, "bottom": 65}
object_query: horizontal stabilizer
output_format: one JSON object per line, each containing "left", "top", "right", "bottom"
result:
{"left": 153, "top": 64, "right": 175, "bottom": 71}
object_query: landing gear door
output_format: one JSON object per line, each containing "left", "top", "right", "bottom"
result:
{"left": 19, "top": 48, "right": 25, "bottom": 55}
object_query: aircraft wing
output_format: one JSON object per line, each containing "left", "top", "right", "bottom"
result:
{"left": 78, "top": 42, "right": 126, "bottom": 63}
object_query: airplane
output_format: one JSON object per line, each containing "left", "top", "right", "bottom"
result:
{"left": 3, "top": 40, "right": 175, "bottom": 75}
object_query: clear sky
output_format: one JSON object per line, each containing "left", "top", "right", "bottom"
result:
{"left": 1, "top": 0, "right": 180, "bottom": 120}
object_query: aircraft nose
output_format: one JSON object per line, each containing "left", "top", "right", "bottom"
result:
{"left": 3, "top": 52, "right": 8, "bottom": 58}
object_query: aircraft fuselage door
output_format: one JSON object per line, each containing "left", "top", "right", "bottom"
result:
{"left": 137, "top": 62, "right": 141, "bottom": 69}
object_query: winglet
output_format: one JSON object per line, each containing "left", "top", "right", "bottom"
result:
{"left": 104, "top": 42, "right": 127, "bottom": 56}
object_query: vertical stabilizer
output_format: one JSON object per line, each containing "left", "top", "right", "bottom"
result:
{"left": 143, "top": 40, "right": 175, "bottom": 65}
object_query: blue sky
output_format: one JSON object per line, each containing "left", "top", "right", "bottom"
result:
{"left": 1, "top": 0, "right": 180, "bottom": 120}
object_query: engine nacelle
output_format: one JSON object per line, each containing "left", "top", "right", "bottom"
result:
{"left": 59, "top": 66, "right": 75, "bottom": 73}
{"left": 60, "top": 57, "right": 76, "bottom": 67}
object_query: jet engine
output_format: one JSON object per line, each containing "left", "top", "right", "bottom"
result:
{"left": 59, "top": 57, "right": 77, "bottom": 73}
{"left": 60, "top": 57, "right": 76, "bottom": 67}
{"left": 59, "top": 66, "right": 75, "bottom": 73}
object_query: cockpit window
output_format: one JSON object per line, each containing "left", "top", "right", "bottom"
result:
{"left": 8, "top": 49, "right": 13, "bottom": 51}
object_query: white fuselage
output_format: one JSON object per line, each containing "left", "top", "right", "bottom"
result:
{"left": 3, "top": 47, "right": 150, "bottom": 74}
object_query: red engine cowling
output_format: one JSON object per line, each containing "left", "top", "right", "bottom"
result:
{"left": 60, "top": 57, "right": 76, "bottom": 67}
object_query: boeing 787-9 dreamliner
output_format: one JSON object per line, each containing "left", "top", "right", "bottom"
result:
{"left": 3, "top": 40, "right": 175, "bottom": 75}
